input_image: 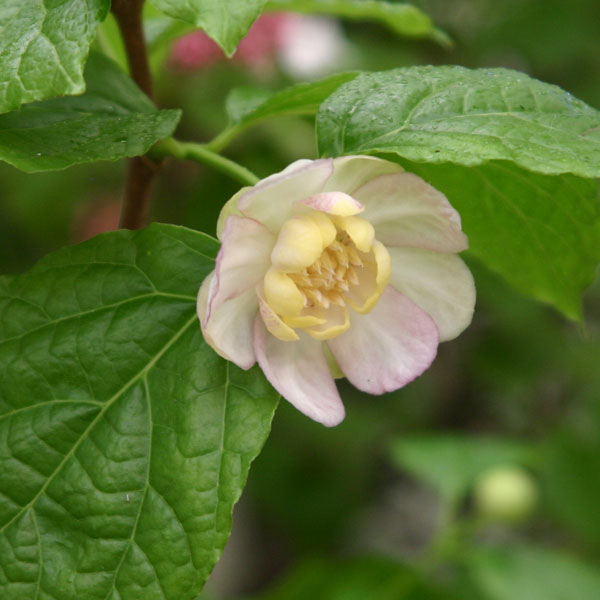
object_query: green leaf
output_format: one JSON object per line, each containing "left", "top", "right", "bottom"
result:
{"left": 150, "top": 0, "right": 267, "bottom": 56}
{"left": 542, "top": 433, "right": 600, "bottom": 547}
{"left": 0, "top": 53, "right": 181, "bottom": 172}
{"left": 226, "top": 87, "right": 277, "bottom": 125}
{"left": 389, "top": 434, "right": 536, "bottom": 508}
{"left": 465, "top": 544, "right": 600, "bottom": 600}
{"left": 266, "top": 0, "right": 449, "bottom": 45}
{"left": 229, "top": 74, "right": 359, "bottom": 126}
{"left": 214, "top": 73, "right": 358, "bottom": 151}
{"left": 402, "top": 161, "right": 600, "bottom": 321}
{"left": 0, "top": 0, "right": 110, "bottom": 114}
{"left": 317, "top": 66, "right": 600, "bottom": 178}
{"left": 0, "top": 224, "right": 279, "bottom": 600}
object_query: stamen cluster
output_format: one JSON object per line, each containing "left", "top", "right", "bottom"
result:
{"left": 290, "top": 234, "right": 362, "bottom": 309}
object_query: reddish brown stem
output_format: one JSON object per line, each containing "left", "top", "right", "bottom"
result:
{"left": 118, "top": 156, "right": 161, "bottom": 229}
{"left": 112, "top": 0, "right": 161, "bottom": 229}
{"left": 111, "top": 0, "right": 153, "bottom": 98}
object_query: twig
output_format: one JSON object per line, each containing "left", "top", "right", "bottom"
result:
{"left": 112, "top": 0, "right": 160, "bottom": 229}
{"left": 111, "top": 0, "right": 153, "bottom": 98}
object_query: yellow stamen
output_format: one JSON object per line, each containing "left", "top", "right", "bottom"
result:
{"left": 262, "top": 210, "right": 389, "bottom": 341}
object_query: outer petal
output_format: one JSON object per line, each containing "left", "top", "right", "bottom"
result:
{"left": 254, "top": 316, "right": 346, "bottom": 427}
{"left": 328, "top": 286, "right": 439, "bottom": 394}
{"left": 323, "top": 155, "right": 404, "bottom": 195}
{"left": 197, "top": 270, "right": 216, "bottom": 328}
{"left": 353, "top": 172, "right": 468, "bottom": 252}
{"left": 198, "top": 274, "right": 258, "bottom": 369}
{"left": 237, "top": 159, "right": 334, "bottom": 233}
{"left": 216, "top": 159, "right": 315, "bottom": 238}
{"left": 388, "top": 247, "right": 476, "bottom": 342}
{"left": 208, "top": 216, "right": 275, "bottom": 320}
{"left": 216, "top": 186, "right": 251, "bottom": 240}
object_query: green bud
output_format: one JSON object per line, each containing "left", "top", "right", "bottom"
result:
{"left": 473, "top": 465, "right": 538, "bottom": 523}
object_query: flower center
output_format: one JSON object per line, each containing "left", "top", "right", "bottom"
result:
{"left": 289, "top": 233, "right": 362, "bottom": 310}
{"left": 261, "top": 210, "right": 391, "bottom": 342}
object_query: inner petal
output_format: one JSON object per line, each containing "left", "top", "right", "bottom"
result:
{"left": 264, "top": 267, "right": 305, "bottom": 317}
{"left": 270, "top": 215, "right": 325, "bottom": 272}
{"left": 344, "top": 241, "right": 391, "bottom": 314}
{"left": 262, "top": 210, "right": 391, "bottom": 341}
{"left": 333, "top": 215, "right": 375, "bottom": 252}
{"left": 304, "top": 304, "right": 351, "bottom": 340}
{"left": 256, "top": 284, "right": 299, "bottom": 342}
{"left": 300, "top": 191, "right": 364, "bottom": 216}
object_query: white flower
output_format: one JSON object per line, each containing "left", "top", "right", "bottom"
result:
{"left": 277, "top": 16, "right": 352, "bottom": 80}
{"left": 198, "top": 156, "right": 475, "bottom": 426}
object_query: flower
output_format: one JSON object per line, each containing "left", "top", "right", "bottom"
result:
{"left": 198, "top": 156, "right": 475, "bottom": 426}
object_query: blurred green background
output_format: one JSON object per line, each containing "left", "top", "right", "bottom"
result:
{"left": 2, "top": 1, "right": 600, "bottom": 598}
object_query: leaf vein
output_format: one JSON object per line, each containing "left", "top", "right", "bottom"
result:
{"left": 0, "top": 314, "right": 197, "bottom": 535}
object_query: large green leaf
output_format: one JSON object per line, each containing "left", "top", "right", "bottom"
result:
{"left": 150, "top": 0, "right": 267, "bottom": 56}
{"left": 0, "top": 53, "right": 181, "bottom": 172}
{"left": 214, "top": 73, "right": 358, "bottom": 150}
{"left": 402, "top": 160, "right": 600, "bottom": 320}
{"left": 465, "top": 544, "right": 600, "bottom": 600}
{"left": 317, "top": 67, "right": 600, "bottom": 178}
{"left": 0, "top": 224, "right": 279, "bottom": 600}
{"left": 390, "top": 434, "right": 536, "bottom": 508}
{"left": 0, "top": 0, "right": 110, "bottom": 114}
{"left": 266, "top": 0, "right": 448, "bottom": 45}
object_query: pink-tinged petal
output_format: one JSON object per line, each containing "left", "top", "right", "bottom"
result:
{"left": 300, "top": 191, "right": 364, "bottom": 216}
{"left": 200, "top": 286, "right": 258, "bottom": 370}
{"left": 216, "top": 186, "right": 252, "bottom": 240}
{"left": 254, "top": 316, "right": 345, "bottom": 427}
{"left": 208, "top": 216, "right": 275, "bottom": 320}
{"left": 328, "top": 286, "right": 439, "bottom": 394}
{"left": 237, "top": 159, "right": 334, "bottom": 233}
{"left": 218, "top": 162, "right": 316, "bottom": 238}
{"left": 354, "top": 172, "right": 468, "bottom": 252}
{"left": 324, "top": 155, "right": 404, "bottom": 195}
{"left": 197, "top": 270, "right": 216, "bottom": 328}
{"left": 388, "top": 247, "right": 475, "bottom": 342}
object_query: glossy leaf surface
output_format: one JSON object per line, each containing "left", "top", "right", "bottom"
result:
{"left": 150, "top": 0, "right": 267, "bottom": 56}
{"left": 0, "top": 54, "right": 181, "bottom": 172}
{"left": 318, "top": 67, "right": 600, "bottom": 178}
{"left": 0, "top": 0, "right": 110, "bottom": 114}
{"left": 0, "top": 224, "right": 279, "bottom": 599}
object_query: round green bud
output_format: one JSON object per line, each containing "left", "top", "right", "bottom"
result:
{"left": 473, "top": 465, "right": 538, "bottom": 523}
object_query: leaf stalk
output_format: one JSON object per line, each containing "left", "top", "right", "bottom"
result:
{"left": 152, "top": 139, "right": 260, "bottom": 187}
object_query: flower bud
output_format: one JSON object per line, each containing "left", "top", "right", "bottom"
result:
{"left": 473, "top": 465, "right": 538, "bottom": 523}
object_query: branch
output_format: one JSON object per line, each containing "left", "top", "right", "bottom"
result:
{"left": 112, "top": 0, "right": 160, "bottom": 229}
{"left": 111, "top": 0, "right": 153, "bottom": 98}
